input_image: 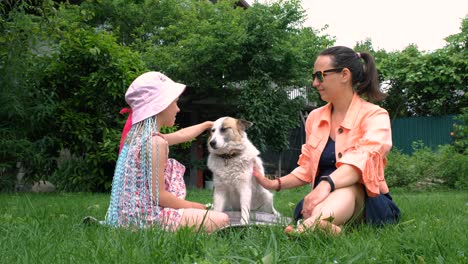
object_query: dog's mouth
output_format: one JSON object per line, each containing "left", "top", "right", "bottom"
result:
{"left": 208, "top": 138, "right": 245, "bottom": 156}
{"left": 209, "top": 145, "right": 230, "bottom": 155}
{"left": 209, "top": 143, "right": 240, "bottom": 157}
{"left": 209, "top": 139, "right": 226, "bottom": 150}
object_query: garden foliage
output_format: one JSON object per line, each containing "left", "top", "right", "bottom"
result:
{"left": 0, "top": 1, "right": 466, "bottom": 192}
{"left": 1, "top": 0, "right": 328, "bottom": 191}
{"left": 385, "top": 142, "right": 467, "bottom": 190}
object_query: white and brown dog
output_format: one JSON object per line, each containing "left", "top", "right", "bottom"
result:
{"left": 207, "top": 117, "right": 279, "bottom": 224}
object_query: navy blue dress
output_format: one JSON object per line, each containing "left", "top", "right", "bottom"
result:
{"left": 293, "top": 137, "right": 400, "bottom": 226}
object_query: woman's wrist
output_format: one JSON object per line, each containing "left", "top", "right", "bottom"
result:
{"left": 264, "top": 178, "right": 280, "bottom": 191}
{"left": 320, "top": 175, "right": 335, "bottom": 192}
{"left": 275, "top": 178, "right": 282, "bottom": 192}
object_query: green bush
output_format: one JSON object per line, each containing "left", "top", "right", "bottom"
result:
{"left": 41, "top": 21, "right": 147, "bottom": 191}
{"left": 385, "top": 148, "right": 414, "bottom": 187}
{"left": 49, "top": 149, "right": 90, "bottom": 192}
{"left": 0, "top": 163, "right": 17, "bottom": 192}
{"left": 433, "top": 145, "right": 467, "bottom": 189}
{"left": 452, "top": 107, "right": 468, "bottom": 154}
{"left": 1, "top": 2, "right": 147, "bottom": 192}
{"left": 0, "top": 3, "right": 58, "bottom": 189}
{"left": 386, "top": 142, "right": 468, "bottom": 190}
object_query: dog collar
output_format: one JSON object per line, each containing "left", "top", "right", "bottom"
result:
{"left": 217, "top": 152, "right": 240, "bottom": 166}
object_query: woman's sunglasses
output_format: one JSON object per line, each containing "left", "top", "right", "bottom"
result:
{"left": 312, "top": 68, "right": 344, "bottom": 82}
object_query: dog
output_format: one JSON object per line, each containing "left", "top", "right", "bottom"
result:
{"left": 207, "top": 117, "right": 279, "bottom": 224}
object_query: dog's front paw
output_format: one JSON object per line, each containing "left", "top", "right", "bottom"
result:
{"left": 273, "top": 209, "right": 281, "bottom": 217}
{"left": 240, "top": 218, "right": 250, "bottom": 225}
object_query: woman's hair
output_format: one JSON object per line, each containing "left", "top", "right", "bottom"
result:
{"left": 319, "top": 46, "right": 386, "bottom": 102}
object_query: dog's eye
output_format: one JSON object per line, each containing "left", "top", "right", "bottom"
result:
{"left": 211, "top": 128, "right": 215, "bottom": 133}
{"left": 220, "top": 127, "right": 227, "bottom": 133}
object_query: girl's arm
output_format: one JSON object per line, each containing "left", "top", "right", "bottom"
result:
{"left": 151, "top": 136, "right": 205, "bottom": 209}
{"left": 163, "top": 121, "right": 213, "bottom": 146}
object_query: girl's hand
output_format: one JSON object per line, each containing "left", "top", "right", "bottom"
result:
{"left": 204, "top": 121, "right": 214, "bottom": 130}
{"left": 190, "top": 201, "right": 207, "bottom": 210}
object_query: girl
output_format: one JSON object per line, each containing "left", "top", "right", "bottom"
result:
{"left": 104, "top": 72, "right": 229, "bottom": 232}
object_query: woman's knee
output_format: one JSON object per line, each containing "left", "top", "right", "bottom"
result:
{"left": 309, "top": 185, "right": 363, "bottom": 225}
{"left": 352, "top": 183, "right": 365, "bottom": 209}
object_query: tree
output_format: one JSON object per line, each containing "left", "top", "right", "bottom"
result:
{"left": 353, "top": 16, "right": 467, "bottom": 119}
{"left": 382, "top": 47, "right": 466, "bottom": 117}
{"left": 235, "top": 0, "right": 332, "bottom": 151}
{"left": 84, "top": 0, "right": 333, "bottom": 151}
{"left": 1, "top": 1, "right": 147, "bottom": 191}
{"left": 1, "top": 0, "right": 332, "bottom": 191}
{"left": 0, "top": 1, "right": 59, "bottom": 190}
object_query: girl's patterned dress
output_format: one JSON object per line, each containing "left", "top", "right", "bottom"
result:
{"left": 105, "top": 133, "right": 187, "bottom": 230}
{"left": 157, "top": 157, "right": 187, "bottom": 230}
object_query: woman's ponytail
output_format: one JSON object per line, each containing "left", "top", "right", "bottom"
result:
{"left": 319, "top": 46, "right": 386, "bottom": 102}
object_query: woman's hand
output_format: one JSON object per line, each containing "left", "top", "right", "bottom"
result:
{"left": 252, "top": 164, "right": 276, "bottom": 190}
{"left": 301, "top": 181, "right": 332, "bottom": 218}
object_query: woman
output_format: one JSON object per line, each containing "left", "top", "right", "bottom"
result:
{"left": 254, "top": 46, "right": 400, "bottom": 234}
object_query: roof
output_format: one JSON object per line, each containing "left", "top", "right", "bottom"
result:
{"left": 237, "top": 0, "right": 250, "bottom": 8}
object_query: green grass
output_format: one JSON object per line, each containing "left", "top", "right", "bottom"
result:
{"left": 1, "top": 187, "right": 467, "bottom": 263}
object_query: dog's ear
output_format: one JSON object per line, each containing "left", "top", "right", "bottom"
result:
{"left": 237, "top": 119, "right": 253, "bottom": 131}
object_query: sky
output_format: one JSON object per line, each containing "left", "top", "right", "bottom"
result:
{"left": 247, "top": 0, "right": 467, "bottom": 52}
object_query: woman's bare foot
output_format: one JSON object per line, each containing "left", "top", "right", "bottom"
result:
{"left": 285, "top": 219, "right": 342, "bottom": 235}
{"left": 284, "top": 225, "right": 294, "bottom": 233}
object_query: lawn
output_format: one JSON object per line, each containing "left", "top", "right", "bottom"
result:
{"left": 1, "top": 187, "right": 467, "bottom": 263}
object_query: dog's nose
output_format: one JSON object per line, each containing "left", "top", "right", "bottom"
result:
{"left": 209, "top": 140, "right": 217, "bottom": 148}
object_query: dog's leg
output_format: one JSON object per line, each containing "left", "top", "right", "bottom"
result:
{"left": 239, "top": 182, "right": 252, "bottom": 225}
{"left": 270, "top": 201, "right": 281, "bottom": 217}
{"left": 213, "top": 184, "right": 227, "bottom": 213}
{"left": 255, "top": 188, "right": 280, "bottom": 216}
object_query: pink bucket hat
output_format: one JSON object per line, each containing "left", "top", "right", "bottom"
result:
{"left": 118, "top": 72, "right": 185, "bottom": 153}
{"left": 125, "top": 71, "right": 186, "bottom": 125}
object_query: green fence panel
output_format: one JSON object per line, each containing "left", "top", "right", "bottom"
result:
{"left": 391, "top": 115, "right": 455, "bottom": 154}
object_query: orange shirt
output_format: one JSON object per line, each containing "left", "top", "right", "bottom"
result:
{"left": 291, "top": 93, "right": 392, "bottom": 197}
